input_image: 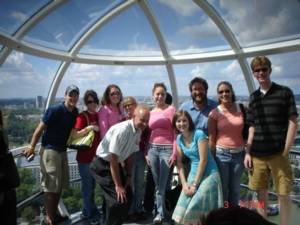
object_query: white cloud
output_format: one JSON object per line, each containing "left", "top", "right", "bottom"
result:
{"left": 0, "top": 52, "right": 50, "bottom": 98}
{"left": 217, "top": 0, "right": 300, "bottom": 44}
{"left": 10, "top": 11, "right": 27, "bottom": 21}
{"left": 157, "top": 0, "right": 198, "bottom": 17}
{"left": 179, "top": 19, "right": 220, "bottom": 39}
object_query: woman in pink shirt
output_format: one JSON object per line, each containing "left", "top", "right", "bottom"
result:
{"left": 98, "top": 84, "right": 124, "bottom": 140}
{"left": 146, "top": 83, "right": 176, "bottom": 224}
{"left": 208, "top": 81, "right": 246, "bottom": 207}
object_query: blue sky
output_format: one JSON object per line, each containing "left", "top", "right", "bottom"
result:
{"left": 0, "top": 0, "right": 300, "bottom": 98}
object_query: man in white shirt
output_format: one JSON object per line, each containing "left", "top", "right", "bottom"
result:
{"left": 91, "top": 105, "right": 150, "bottom": 225}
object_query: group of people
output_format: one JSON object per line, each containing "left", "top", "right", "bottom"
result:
{"left": 19, "top": 55, "right": 298, "bottom": 225}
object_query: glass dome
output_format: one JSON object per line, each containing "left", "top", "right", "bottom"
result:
{"left": 1, "top": 1, "right": 300, "bottom": 224}
{"left": 1, "top": 0, "right": 300, "bottom": 107}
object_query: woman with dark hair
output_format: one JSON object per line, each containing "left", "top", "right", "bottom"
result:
{"left": 0, "top": 109, "right": 18, "bottom": 225}
{"left": 70, "top": 90, "right": 100, "bottom": 225}
{"left": 172, "top": 110, "right": 223, "bottom": 225}
{"left": 208, "top": 81, "right": 246, "bottom": 207}
{"left": 98, "top": 84, "right": 124, "bottom": 140}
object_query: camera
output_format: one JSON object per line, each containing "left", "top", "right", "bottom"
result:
{"left": 26, "top": 154, "right": 35, "bottom": 162}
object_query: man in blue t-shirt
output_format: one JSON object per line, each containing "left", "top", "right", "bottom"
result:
{"left": 24, "top": 85, "right": 79, "bottom": 225}
{"left": 179, "top": 77, "right": 217, "bottom": 135}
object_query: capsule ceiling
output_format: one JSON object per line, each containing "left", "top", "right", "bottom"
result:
{"left": 0, "top": 0, "right": 300, "bottom": 106}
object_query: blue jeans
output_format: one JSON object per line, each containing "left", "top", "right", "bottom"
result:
{"left": 130, "top": 151, "right": 146, "bottom": 214}
{"left": 215, "top": 147, "right": 245, "bottom": 206}
{"left": 147, "top": 144, "right": 172, "bottom": 219}
{"left": 78, "top": 163, "right": 100, "bottom": 219}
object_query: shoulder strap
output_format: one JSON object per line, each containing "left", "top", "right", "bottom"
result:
{"left": 239, "top": 103, "right": 245, "bottom": 114}
{"left": 239, "top": 104, "right": 247, "bottom": 122}
{"left": 82, "top": 112, "right": 90, "bottom": 126}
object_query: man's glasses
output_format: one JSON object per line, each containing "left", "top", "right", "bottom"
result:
{"left": 123, "top": 103, "right": 134, "bottom": 108}
{"left": 253, "top": 67, "right": 269, "bottom": 73}
{"left": 110, "top": 91, "right": 120, "bottom": 97}
{"left": 218, "top": 89, "right": 230, "bottom": 94}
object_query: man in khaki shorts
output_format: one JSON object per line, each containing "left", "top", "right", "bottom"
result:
{"left": 24, "top": 85, "right": 79, "bottom": 225}
{"left": 244, "top": 56, "right": 298, "bottom": 225}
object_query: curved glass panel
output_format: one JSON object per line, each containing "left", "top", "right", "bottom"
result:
{"left": 174, "top": 60, "right": 248, "bottom": 103}
{"left": 57, "top": 63, "right": 169, "bottom": 104}
{"left": 208, "top": 0, "right": 300, "bottom": 47}
{"left": 147, "top": 0, "right": 230, "bottom": 55}
{"left": 80, "top": 4, "right": 161, "bottom": 56}
{"left": 0, "top": 51, "right": 60, "bottom": 148}
{"left": 0, "top": 0, "right": 50, "bottom": 35}
{"left": 23, "top": 0, "right": 124, "bottom": 51}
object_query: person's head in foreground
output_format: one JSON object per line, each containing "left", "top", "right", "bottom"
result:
{"left": 201, "top": 207, "right": 276, "bottom": 225}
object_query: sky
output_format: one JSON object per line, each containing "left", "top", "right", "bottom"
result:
{"left": 0, "top": 0, "right": 300, "bottom": 99}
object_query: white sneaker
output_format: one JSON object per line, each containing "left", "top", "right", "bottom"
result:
{"left": 153, "top": 215, "right": 163, "bottom": 224}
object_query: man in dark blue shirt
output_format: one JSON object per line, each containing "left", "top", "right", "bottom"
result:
{"left": 24, "top": 85, "right": 79, "bottom": 225}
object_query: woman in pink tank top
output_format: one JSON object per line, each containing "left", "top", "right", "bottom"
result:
{"left": 208, "top": 81, "right": 246, "bottom": 207}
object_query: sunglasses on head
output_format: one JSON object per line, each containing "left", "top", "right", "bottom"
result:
{"left": 253, "top": 67, "right": 269, "bottom": 73}
{"left": 110, "top": 91, "right": 120, "bottom": 97}
{"left": 123, "top": 103, "right": 134, "bottom": 108}
{"left": 218, "top": 89, "right": 230, "bottom": 94}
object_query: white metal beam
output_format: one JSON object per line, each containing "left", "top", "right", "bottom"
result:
{"left": 1, "top": 30, "right": 300, "bottom": 66}
{"left": 45, "top": 0, "right": 137, "bottom": 107}
{"left": 45, "top": 61, "right": 70, "bottom": 109}
{"left": 193, "top": 0, "right": 255, "bottom": 94}
{"left": 138, "top": 0, "right": 178, "bottom": 106}
{"left": 0, "top": 0, "right": 67, "bottom": 65}
{"left": 70, "top": 0, "right": 136, "bottom": 56}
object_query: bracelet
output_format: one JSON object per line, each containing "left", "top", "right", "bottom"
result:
{"left": 192, "top": 182, "right": 198, "bottom": 188}
{"left": 244, "top": 145, "right": 250, "bottom": 154}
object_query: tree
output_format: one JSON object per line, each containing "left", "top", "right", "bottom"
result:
{"left": 16, "top": 168, "right": 38, "bottom": 202}
{"left": 21, "top": 206, "right": 36, "bottom": 223}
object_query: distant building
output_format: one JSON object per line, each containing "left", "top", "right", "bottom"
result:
{"left": 36, "top": 96, "right": 43, "bottom": 109}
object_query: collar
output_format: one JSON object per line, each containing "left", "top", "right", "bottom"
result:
{"left": 129, "top": 119, "right": 138, "bottom": 134}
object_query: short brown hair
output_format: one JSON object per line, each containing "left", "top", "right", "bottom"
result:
{"left": 189, "top": 77, "right": 208, "bottom": 92}
{"left": 250, "top": 56, "right": 272, "bottom": 71}
{"left": 123, "top": 96, "right": 137, "bottom": 107}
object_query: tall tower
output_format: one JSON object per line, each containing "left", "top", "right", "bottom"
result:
{"left": 36, "top": 96, "right": 43, "bottom": 109}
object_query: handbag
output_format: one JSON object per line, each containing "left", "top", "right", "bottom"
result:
{"left": 67, "top": 112, "right": 95, "bottom": 150}
{"left": 239, "top": 104, "right": 249, "bottom": 140}
{"left": 0, "top": 152, "right": 20, "bottom": 189}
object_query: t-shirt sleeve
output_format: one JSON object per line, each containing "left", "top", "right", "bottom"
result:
{"left": 195, "top": 129, "right": 207, "bottom": 144}
{"left": 42, "top": 107, "right": 56, "bottom": 125}
{"left": 74, "top": 113, "right": 87, "bottom": 130}
{"left": 108, "top": 130, "right": 125, "bottom": 157}
{"left": 285, "top": 87, "right": 299, "bottom": 118}
{"left": 208, "top": 108, "right": 218, "bottom": 121}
